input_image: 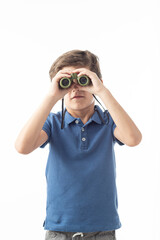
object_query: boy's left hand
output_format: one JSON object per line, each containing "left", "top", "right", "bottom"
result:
{"left": 72, "top": 68, "right": 105, "bottom": 95}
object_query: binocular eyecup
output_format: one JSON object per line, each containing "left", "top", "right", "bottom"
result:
{"left": 59, "top": 73, "right": 91, "bottom": 89}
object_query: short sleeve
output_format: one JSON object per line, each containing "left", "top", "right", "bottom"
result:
{"left": 112, "top": 122, "right": 124, "bottom": 146}
{"left": 105, "top": 110, "right": 124, "bottom": 146}
{"left": 40, "top": 113, "right": 52, "bottom": 148}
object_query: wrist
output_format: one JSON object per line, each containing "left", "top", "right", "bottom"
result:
{"left": 96, "top": 86, "right": 110, "bottom": 98}
{"left": 45, "top": 93, "right": 60, "bottom": 104}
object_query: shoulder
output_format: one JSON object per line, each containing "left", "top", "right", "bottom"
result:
{"left": 48, "top": 111, "right": 63, "bottom": 132}
{"left": 47, "top": 111, "right": 62, "bottom": 122}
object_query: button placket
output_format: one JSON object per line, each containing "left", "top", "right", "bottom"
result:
{"left": 81, "top": 126, "right": 87, "bottom": 150}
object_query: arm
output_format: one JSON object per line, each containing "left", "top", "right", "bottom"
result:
{"left": 64, "top": 67, "right": 142, "bottom": 147}
{"left": 15, "top": 69, "right": 75, "bottom": 154}
{"left": 97, "top": 87, "right": 142, "bottom": 146}
{"left": 15, "top": 94, "right": 58, "bottom": 154}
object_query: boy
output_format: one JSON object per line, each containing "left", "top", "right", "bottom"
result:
{"left": 15, "top": 50, "right": 142, "bottom": 240}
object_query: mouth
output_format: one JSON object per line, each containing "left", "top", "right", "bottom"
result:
{"left": 72, "top": 96, "right": 84, "bottom": 99}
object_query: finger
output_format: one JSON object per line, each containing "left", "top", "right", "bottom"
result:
{"left": 72, "top": 68, "right": 87, "bottom": 73}
{"left": 59, "top": 73, "right": 71, "bottom": 77}
{"left": 53, "top": 73, "right": 71, "bottom": 82}
{"left": 77, "top": 71, "right": 87, "bottom": 77}
{"left": 58, "top": 69, "right": 73, "bottom": 75}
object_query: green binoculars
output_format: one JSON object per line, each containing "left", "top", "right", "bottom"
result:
{"left": 59, "top": 73, "right": 91, "bottom": 89}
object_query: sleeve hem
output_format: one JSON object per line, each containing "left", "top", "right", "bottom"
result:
{"left": 40, "top": 128, "right": 50, "bottom": 148}
{"left": 112, "top": 124, "right": 125, "bottom": 146}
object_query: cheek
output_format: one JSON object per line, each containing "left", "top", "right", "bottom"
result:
{"left": 87, "top": 94, "right": 94, "bottom": 102}
{"left": 64, "top": 94, "right": 70, "bottom": 104}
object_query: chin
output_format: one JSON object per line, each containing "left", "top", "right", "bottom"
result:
{"left": 70, "top": 103, "right": 93, "bottom": 110}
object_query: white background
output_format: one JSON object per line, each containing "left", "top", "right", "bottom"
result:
{"left": 0, "top": 0, "right": 160, "bottom": 239}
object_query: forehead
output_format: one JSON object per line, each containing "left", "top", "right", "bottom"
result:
{"left": 61, "top": 66, "right": 78, "bottom": 71}
{"left": 61, "top": 66, "right": 90, "bottom": 71}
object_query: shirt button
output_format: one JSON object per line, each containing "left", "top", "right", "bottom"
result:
{"left": 75, "top": 120, "right": 79, "bottom": 124}
{"left": 82, "top": 137, "right": 86, "bottom": 142}
{"left": 81, "top": 128, "right": 85, "bottom": 131}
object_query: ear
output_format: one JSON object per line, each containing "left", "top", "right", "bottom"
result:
{"left": 100, "top": 79, "right": 103, "bottom": 83}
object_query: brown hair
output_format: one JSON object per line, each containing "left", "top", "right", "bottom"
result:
{"left": 49, "top": 49, "right": 102, "bottom": 80}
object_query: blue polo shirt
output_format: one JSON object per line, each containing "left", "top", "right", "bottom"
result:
{"left": 40, "top": 104, "right": 124, "bottom": 233}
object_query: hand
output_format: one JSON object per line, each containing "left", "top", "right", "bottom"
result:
{"left": 72, "top": 68, "right": 105, "bottom": 95}
{"left": 47, "top": 69, "right": 76, "bottom": 100}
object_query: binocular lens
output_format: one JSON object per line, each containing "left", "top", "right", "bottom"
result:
{"left": 78, "top": 76, "right": 89, "bottom": 86}
{"left": 60, "top": 78, "right": 71, "bottom": 88}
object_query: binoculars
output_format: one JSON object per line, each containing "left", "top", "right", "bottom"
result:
{"left": 59, "top": 73, "right": 91, "bottom": 89}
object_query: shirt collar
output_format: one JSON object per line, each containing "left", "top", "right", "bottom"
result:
{"left": 64, "top": 105, "right": 104, "bottom": 125}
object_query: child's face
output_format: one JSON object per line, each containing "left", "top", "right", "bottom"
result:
{"left": 62, "top": 66, "right": 95, "bottom": 112}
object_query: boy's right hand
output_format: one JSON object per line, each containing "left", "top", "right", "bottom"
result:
{"left": 47, "top": 69, "right": 75, "bottom": 100}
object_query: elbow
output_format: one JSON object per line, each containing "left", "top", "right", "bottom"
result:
{"left": 15, "top": 141, "right": 31, "bottom": 155}
{"left": 127, "top": 132, "right": 142, "bottom": 147}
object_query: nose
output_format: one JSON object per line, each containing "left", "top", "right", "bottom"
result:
{"left": 72, "top": 78, "right": 78, "bottom": 84}
{"left": 72, "top": 81, "right": 80, "bottom": 90}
